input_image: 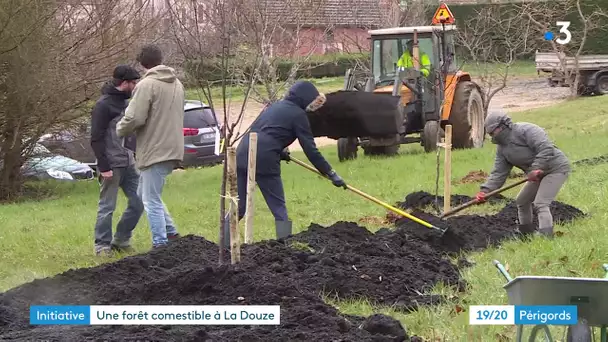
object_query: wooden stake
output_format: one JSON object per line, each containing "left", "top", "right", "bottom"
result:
{"left": 244, "top": 133, "right": 257, "bottom": 244}
{"left": 443, "top": 125, "right": 452, "bottom": 213}
{"left": 226, "top": 147, "right": 240, "bottom": 264}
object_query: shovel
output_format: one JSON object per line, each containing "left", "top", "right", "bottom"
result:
{"left": 439, "top": 178, "right": 528, "bottom": 219}
{"left": 289, "top": 156, "right": 447, "bottom": 235}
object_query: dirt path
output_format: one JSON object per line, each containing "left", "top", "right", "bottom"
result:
{"left": 219, "top": 77, "right": 570, "bottom": 152}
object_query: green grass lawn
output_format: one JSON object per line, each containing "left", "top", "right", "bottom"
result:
{"left": 185, "top": 60, "right": 537, "bottom": 105}
{"left": 2, "top": 90, "right": 606, "bottom": 339}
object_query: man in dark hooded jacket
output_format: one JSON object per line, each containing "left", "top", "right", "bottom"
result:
{"left": 90, "top": 65, "right": 144, "bottom": 256}
{"left": 234, "top": 80, "right": 346, "bottom": 240}
{"left": 476, "top": 109, "right": 570, "bottom": 238}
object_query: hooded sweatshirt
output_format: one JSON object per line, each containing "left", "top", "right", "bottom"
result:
{"left": 236, "top": 81, "right": 332, "bottom": 176}
{"left": 90, "top": 82, "right": 135, "bottom": 172}
{"left": 116, "top": 65, "right": 185, "bottom": 170}
{"left": 480, "top": 122, "right": 570, "bottom": 192}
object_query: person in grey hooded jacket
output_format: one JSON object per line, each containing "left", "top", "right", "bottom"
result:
{"left": 476, "top": 110, "right": 570, "bottom": 238}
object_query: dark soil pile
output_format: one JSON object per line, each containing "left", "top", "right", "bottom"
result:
{"left": 0, "top": 191, "right": 585, "bottom": 341}
{"left": 307, "top": 91, "right": 402, "bottom": 139}
{"left": 396, "top": 191, "right": 585, "bottom": 254}
{"left": 0, "top": 236, "right": 414, "bottom": 341}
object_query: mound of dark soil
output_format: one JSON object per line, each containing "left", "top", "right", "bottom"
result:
{"left": 0, "top": 191, "right": 585, "bottom": 341}
{"left": 400, "top": 191, "right": 507, "bottom": 210}
{"left": 0, "top": 236, "right": 414, "bottom": 341}
{"left": 396, "top": 191, "right": 585, "bottom": 254}
{"left": 283, "top": 222, "right": 463, "bottom": 310}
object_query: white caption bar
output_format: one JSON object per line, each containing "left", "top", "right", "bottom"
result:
{"left": 89, "top": 305, "right": 280, "bottom": 325}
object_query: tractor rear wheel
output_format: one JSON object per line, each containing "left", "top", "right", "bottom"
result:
{"left": 337, "top": 137, "right": 358, "bottom": 162}
{"left": 449, "top": 81, "right": 485, "bottom": 149}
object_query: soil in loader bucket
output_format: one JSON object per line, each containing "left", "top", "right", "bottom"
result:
{"left": 308, "top": 82, "right": 486, "bottom": 154}
{"left": 307, "top": 90, "right": 403, "bottom": 139}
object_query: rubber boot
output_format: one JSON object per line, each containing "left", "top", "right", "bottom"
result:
{"left": 275, "top": 220, "right": 292, "bottom": 239}
{"left": 516, "top": 223, "right": 536, "bottom": 235}
{"left": 537, "top": 226, "right": 554, "bottom": 239}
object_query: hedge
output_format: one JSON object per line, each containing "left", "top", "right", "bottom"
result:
{"left": 185, "top": 53, "right": 370, "bottom": 84}
{"left": 438, "top": 0, "right": 608, "bottom": 56}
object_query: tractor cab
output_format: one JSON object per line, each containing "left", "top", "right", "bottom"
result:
{"left": 369, "top": 25, "right": 458, "bottom": 91}
{"left": 368, "top": 26, "right": 459, "bottom": 128}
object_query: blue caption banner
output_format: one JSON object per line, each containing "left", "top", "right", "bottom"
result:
{"left": 30, "top": 305, "right": 90, "bottom": 325}
{"left": 515, "top": 305, "right": 577, "bottom": 325}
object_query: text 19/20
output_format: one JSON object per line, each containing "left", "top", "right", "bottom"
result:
{"left": 476, "top": 310, "right": 508, "bottom": 320}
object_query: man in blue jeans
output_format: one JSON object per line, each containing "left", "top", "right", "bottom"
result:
{"left": 90, "top": 65, "right": 144, "bottom": 256}
{"left": 116, "top": 45, "right": 185, "bottom": 248}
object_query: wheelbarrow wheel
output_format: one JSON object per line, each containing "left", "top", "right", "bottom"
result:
{"left": 566, "top": 319, "right": 592, "bottom": 342}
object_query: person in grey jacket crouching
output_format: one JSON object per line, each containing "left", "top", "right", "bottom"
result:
{"left": 476, "top": 110, "right": 570, "bottom": 238}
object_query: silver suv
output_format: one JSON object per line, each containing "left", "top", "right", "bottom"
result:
{"left": 181, "top": 100, "right": 224, "bottom": 168}
{"left": 39, "top": 100, "right": 224, "bottom": 171}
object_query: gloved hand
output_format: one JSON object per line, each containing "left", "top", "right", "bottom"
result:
{"left": 527, "top": 169, "right": 543, "bottom": 182}
{"left": 475, "top": 191, "right": 487, "bottom": 203}
{"left": 327, "top": 170, "right": 347, "bottom": 189}
{"left": 280, "top": 148, "right": 291, "bottom": 162}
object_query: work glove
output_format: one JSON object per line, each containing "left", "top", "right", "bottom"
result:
{"left": 527, "top": 170, "right": 543, "bottom": 182}
{"left": 475, "top": 191, "right": 487, "bottom": 203}
{"left": 327, "top": 170, "right": 347, "bottom": 189}
{"left": 280, "top": 148, "right": 291, "bottom": 162}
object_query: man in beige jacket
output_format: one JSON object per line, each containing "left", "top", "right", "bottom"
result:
{"left": 116, "top": 44, "right": 185, "bottom": 248}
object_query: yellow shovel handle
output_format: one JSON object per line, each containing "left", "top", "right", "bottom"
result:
{"left": 289, "top": 157, "right": 436, "bottom": 230}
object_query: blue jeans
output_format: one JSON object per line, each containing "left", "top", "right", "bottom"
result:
{"left": 94, "top": 165, "right": 144, "bottom": 248}
{"left": 137, "top": 161, "right": 178, "bottom": 247}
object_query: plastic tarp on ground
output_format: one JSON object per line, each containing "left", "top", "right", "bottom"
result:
{"left": 307, "top": 91, "right": 402, "bottom": 139}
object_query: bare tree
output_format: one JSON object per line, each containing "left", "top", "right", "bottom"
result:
{"left": 456, "top": 5, "right": 535, "bottom": 112}
{"left": 231, "top": 0, "right": 335, "bottom": 105}
{"left": 517, "top": 0, "right": 608, "bottom": 98}
{"left": 166, "top": 0, "right": 262, "bottom": 264}
{"left": 0, "top": 0, "right": 162, "bottom": 200}
{"left": 167, "top": 0, "right": 345, "bottom": 263}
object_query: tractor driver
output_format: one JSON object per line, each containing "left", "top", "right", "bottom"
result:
{"left": 397, "top": 40, "right": 431, "bottom": 77}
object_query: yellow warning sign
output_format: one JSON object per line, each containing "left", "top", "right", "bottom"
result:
{"left": 431, "top": 3, "right": 455, "bottom": 25}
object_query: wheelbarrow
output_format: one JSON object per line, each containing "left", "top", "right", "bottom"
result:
{"left": 493, "top": 260, "right": 608, "bottom": 342}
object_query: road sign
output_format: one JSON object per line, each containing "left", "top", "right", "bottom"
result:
{"left": 431, "top": 3, "right": 455, "bottom": 25}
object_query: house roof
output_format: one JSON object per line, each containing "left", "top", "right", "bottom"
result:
{"left": 262, "top": 0, "right": 388, "bottom": 28}
{"left": 369, "top": 25, "right": 458, "bottom": 36}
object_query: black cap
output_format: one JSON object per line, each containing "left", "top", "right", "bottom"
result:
{"left": 113, "top": 64, "right": 140, "bottom": 81}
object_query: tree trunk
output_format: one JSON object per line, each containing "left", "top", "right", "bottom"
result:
{"left": 0, "top": 130, "right": 24, "bottom": 201}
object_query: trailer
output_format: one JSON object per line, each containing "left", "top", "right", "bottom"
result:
{"left": 535, "top": 51, "right": 608, "bottom": 95}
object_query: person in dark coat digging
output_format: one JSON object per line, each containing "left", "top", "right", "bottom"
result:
{"left": 234, "top": 80, "right": 346, "bottom": 240}
{"left": 476, "top": 109, "right": 571, "bottom": 238}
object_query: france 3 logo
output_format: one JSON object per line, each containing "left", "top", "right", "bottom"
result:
{"left": 544, "top": 21, "right": 572, "bottom": 45}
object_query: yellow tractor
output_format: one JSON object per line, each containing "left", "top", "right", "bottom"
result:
{"left": 336, "top": 20, "right": 486, "bottom": 161}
